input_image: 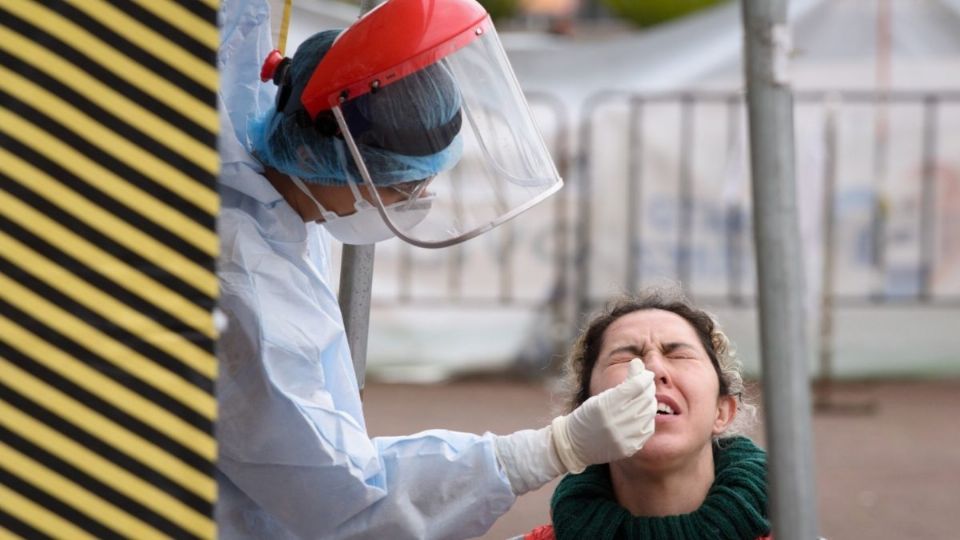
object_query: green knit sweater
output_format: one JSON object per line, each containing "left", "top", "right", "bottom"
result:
{"left": 550, "top": 436, "right": 769, "bottom": 540}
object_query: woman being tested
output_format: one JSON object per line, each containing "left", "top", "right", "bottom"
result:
{"left": 217, "top": 0, "right": 659, "bottom": 538}
{"left": 524, "top": 290, "right": 769, "bottom": 540}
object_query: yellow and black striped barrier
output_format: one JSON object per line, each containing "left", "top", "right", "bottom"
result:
{"left": 1, "top": 1, "right": 219, "bottom": 538}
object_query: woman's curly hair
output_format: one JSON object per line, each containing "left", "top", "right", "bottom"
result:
{"left": 560, "top": 287, "right": 757, "bottom": 439}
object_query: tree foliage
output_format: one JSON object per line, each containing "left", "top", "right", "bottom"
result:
{"left": 477, "top": 0, "right": 520, "bottom": 21}
{"left": 602, "top": 0, "right": 726, "bottom": 28}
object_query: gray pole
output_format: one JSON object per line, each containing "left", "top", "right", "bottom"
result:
{"left": 739, "top": 1, "right": 820, "bottom": 539}
{"left": 339, "top": 244, "right": 375, "bottom": 391}
{"left": 339, "top": 0, "right": 387, "bottom": 392}
{"left": 816, "top": 100, "right": 838, "bottom": 408}
{"left": 359, "top": 0, "right": 384, "bottom": 15}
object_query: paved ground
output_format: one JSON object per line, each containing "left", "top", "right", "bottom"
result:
{"left": 363, "top": 378, "right": 960, "bottom": 540}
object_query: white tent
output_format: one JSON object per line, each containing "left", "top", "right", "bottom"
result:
{"left": 505, "top": 0, "right": 960, "bottom": 104}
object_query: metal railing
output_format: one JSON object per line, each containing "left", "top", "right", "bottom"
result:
{"left": 337, "top": 89, "right": 960, "bottom": 364}
{"left": 576, "top": 90, "right": 960, "bottom": 315}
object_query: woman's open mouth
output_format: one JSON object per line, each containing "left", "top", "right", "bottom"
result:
{"left": 656, "top": 402, "right": 677, "bottom": 415}
{"left": 655, "top": 395, "right": 680, "bottom": 417}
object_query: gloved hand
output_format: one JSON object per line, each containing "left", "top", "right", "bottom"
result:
{"left": 494, "top": 358, "right": 656, "bottom": 494}
{"left": 552, "top": 358, "right": 656, "bottom": 473}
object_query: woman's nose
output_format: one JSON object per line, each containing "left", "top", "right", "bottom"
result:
{"left": 643, "top": 353, "right": 670, "bottom": 385}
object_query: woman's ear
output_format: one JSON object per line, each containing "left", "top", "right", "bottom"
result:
{"left": 712, "top": 394, "right": 737, "bottom": 435}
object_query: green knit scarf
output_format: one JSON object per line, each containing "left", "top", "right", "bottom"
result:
{"left": 550, "top": 436, "right": 769, "bottom": 540}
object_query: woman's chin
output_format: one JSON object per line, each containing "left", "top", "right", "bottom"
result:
{"left": 631, "top": 431, "right": 706, "bottom": 467}
{"left": 632, "top": 435, "right": 683, "bottom": 462}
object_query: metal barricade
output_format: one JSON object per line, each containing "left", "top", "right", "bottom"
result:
{"left": 575, "top": 90, "right": 960, "bottom": 314}
{"left": 334, "top": 89, "right": 960, "bottom": 375}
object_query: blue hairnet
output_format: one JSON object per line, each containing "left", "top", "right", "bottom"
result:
{"left": 249, "top": 30, "right": 464, "bottom": 186}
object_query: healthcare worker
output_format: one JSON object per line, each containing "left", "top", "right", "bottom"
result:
{"left": 216, "top": 0, "right": 659, "bottom": 538}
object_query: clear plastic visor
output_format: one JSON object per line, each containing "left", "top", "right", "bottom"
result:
{"left": 332, "top": 25, "right": 562, "bottom": 248}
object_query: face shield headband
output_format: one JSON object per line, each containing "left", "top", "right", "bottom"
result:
{"left": 266, "top": 51, "right": 463, "bottom": 158}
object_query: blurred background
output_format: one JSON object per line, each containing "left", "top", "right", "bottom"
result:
{"left": 285, "top": 0, "right": 960, "bottom": 537}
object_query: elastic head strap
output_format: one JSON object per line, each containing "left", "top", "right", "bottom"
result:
{"left": 289, "top": 176, "right": 339, "bottom": 221}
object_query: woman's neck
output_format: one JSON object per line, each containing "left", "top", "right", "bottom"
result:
{"left": 609, "top": 443, "right": 715, "bottom": 517}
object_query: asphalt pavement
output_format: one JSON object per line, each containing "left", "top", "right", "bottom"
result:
{"left": 363, "top": 378, "right": 960, "bottom": 539}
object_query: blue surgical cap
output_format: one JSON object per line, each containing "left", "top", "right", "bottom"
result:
{"left": 249, "top": 29, "right": 464, "bottom": 186}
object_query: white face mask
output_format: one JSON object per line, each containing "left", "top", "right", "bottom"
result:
{"left": 290, "top": 176, "right": 434, "bottom": 245}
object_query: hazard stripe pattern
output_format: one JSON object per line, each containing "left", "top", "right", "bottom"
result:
{"left": 0, "top": 1, "right": 219, "bottom": 538}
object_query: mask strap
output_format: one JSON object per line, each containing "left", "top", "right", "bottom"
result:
{"left": 290, "top": 176, "right": 340, "bottom": 221}
{"left": 343, "top": 174, "right": 369, "bottom": 209}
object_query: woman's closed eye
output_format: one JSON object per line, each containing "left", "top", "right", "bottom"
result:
{"left": 662, "top": 343, "right": 700, "bottom": 360}
{"left": 605, "top": 345, "right": 645, "bottom": 366}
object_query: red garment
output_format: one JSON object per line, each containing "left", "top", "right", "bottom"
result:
{"left": 523, "top": 524, "right": 555, "bottom": 540}
{"left": 523, "top": 525, "right": 772, "bottom": 540}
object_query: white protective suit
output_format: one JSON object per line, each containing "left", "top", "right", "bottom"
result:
{"left": 215, "top": 1, "right": 516, "bottom": 538}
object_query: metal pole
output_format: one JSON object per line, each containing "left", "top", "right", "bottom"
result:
{"left": 918, "top": 96, "right": 939, "bottom": 301}
{"left": 739, "top": 2, "right": 820, "bottom": 539}
{"left": 817, "top": 98, "right": 838, "bottom": 408}
{"left": 339, "top": 244, "right": 376, "bottom": 391}
{"left": 339, "top": 0, "right": 387, "bottom": 391}
{"left": 359, "top": 0, "right": 383, "bottom": 15}
{"left": 677, "top": 96, "right": 695, "bottom": 292}
{"left": 871, "top": 0, "right": 892, "bottom": 299}
{"left": 575, "top": 103, "right": 596, "bottom": 320}
{"left": 626, "top": 97, "right": 643, "bottom": 294}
